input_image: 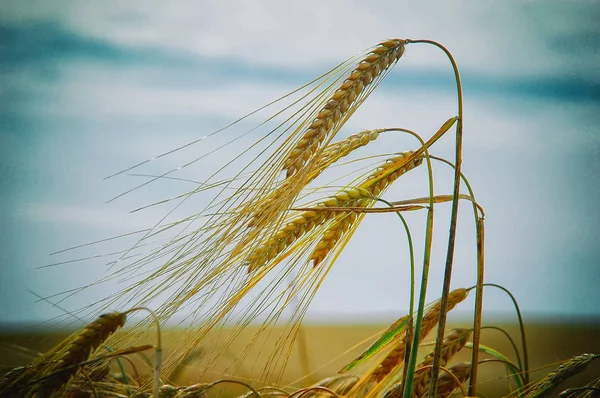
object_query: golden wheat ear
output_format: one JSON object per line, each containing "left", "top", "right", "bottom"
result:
{"left": 283, "top": 39, "right": 406, "bottom": 178}
{"left": 381, "top": 328, "right": 471, "bottom": 398}
{"left": 245, "top": 128, "right": 382, "bottom": 231}
{"left": 435, "top": 363, "right": 471, "bottom": 398}
{"left": 367, "top": 288, "right": 469, "bottom": 385}
{"left": 0, "top": 312, "right": 127, "bottom": 397}
{"left": 36, "top": 312, "right": 127, "bottom": 396}
{"left": 310, "top": 151, "right": 424, "bottom": 267}
{"left": 383, "top": 362, "right": 472, "bottom": 398}
{"left": 523, "top": 353, "right": 600, "bottom": 398}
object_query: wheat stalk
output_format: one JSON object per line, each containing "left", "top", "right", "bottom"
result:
{"left": 523, "top": 353, "right": 600, "bottom": 397}
{"left": 283, "top": 39, "right": 406, "bottom": 178}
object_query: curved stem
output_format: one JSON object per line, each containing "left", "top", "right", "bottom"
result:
{"left": 480, "top": 326, "right": 523, "bottom": 373}
{"left": 483, "top": 283, "right": 529, "bottom": 384}
{"left": 125, "top": 307, "right": 162, "bottom": 398}
{"left": 206, "top": 379, "right": 261, "bottom": 398}
{"left": 478, "top": 358, "right": 525, "bottom": 391}
{"left": 376, "top": 199, "right": 416, "bottom": 323}
{"left": 376, "top": 198, "right": 416, "bottom": 388}
{"left": 405, "top": 38, "right": 464, "bottom": 396}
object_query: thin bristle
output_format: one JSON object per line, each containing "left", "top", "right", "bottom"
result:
{"left": 283, "top": 39, "right": 406, "bottom": 178}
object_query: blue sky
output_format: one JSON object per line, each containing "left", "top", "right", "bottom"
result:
{"left": 0, "top": 0, "right": 599, "bottom": 325}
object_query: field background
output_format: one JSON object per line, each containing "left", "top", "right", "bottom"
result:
{"left": 2, "top": 318, "right": 599, "bottom": 396}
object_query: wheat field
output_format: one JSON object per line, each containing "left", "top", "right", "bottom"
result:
{"left": 1, "top": 37, "right": 598, "bottom": 398}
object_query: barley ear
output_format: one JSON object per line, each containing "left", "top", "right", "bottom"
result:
{"left": 368, "top": 288, "right": 469, "bottom": 384}
{"left": 435, "top": 363, "right": 471, "bottom": 398}
{"left": 33, "top": 312, "right": 127, "bottom": 396}
{"left": 410, "top": 328, "right": 472, "bottom": 397}
{"left": 524, "top": 353, "right": 600, "bottom": 398}
{"left": 284, "top": 39, "right": 406, "bottom": 177}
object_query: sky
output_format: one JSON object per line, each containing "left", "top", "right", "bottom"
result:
{"left": 0, "top": 0, "right": 599, "bottom": 326}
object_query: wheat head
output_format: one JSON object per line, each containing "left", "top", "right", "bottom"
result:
{"left": 435, "top": 363, "right": 471, "bottom": 398}
{"left": 245, "top": 186, "right": 373, "bottom": 271}
{"left": 368, "top": 288, "right": 469, "bottom": 384}
{"left": 523, "top": 353, "right": 600, "bottom": 397}
{"left": 283, "top": 39, "right": 406, "bottom": 178}
{"left": 246, "top": 129, "right": 382, "bottom": 231}
{"left": 33, "top": 312, "right": 127, "bottom": 397}
{"left": 310, "top": 151, "right": 423, "bottom": 266}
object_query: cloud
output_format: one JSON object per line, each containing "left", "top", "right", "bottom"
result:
{"left": 1, "top": 0, "right": 598, "bottom": 80}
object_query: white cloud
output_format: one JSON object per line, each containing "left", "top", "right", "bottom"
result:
{"left": 2, "top": 0, "right": 597, "bottom": 78}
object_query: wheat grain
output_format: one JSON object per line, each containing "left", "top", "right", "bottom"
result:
{"left": 283, "top": 39, "right": 406, "bottom": 178}
{"left": 523, "top": 353, "right": 600, "bottom": 397}
{"left": 382, "top": 361, "right": 471, "bottom": 398}
{"left": 310, "top": 151, "right": 423, "bottom": 266}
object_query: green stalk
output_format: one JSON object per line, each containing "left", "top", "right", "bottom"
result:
{"left": 380, "top": 128, "right": 435, "bottom": 398}
{"left": 405, "top": 38, "right": 464, "bottom": 396}
{"left": 483, "top": 283, "right": 530, "bottom": 384}
{"left": 481, "top": 326, "right": 523, "bottom": 373}
{"left": 376, "top": 198, "right": 416, "bottom": 319}
{"left": 377, "top": 198, "right": 416, "bottom": 389}
{"left": 429, "top": 155, "right": 485, "bottom": 394}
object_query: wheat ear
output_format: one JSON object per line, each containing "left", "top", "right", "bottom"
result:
{"left": 246, "top": 129, "right": 382, "bottom": 230}
{"left": 523, "top": 353, "right": 600, "bottom": 397}
{"left": 33, "top": 312, "right": 127, "bottom": 396}
{"left": 368, "top": 288, "right": 469, "bottom": 384}
{"left": 245, "top": 186, "right": 372, "bottom": 271}
{"left": 283, "top": 39, "right": 406, "bottom": 177}
{"left": 410, "top": 328, "right": 472, "bottom": 397}
{"left": 435, "top": 363, "right": 471, "bottom": 398}
{"left": 310, "top": 151, "right": 423, "bottom": 266}
{"left": 383, "top": 361, "right": 471, "bottom": 398}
